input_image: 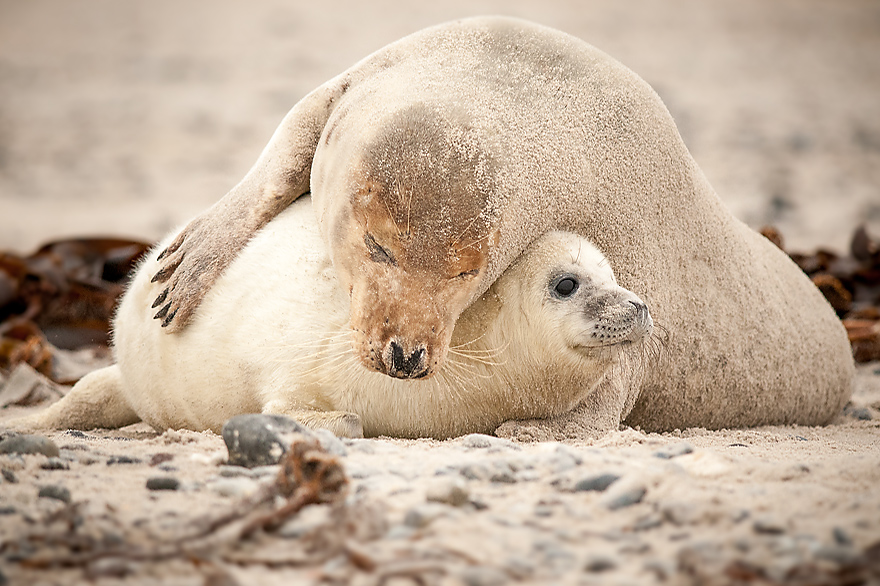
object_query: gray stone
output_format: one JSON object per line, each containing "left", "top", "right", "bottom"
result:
{"left": 653, "top": 442, "right": 694, "bottom": 459}
{"left": 461, "top": 434, "right": 517, "bottom": 451}
{"left": 458, "top": 566, "right": 508, "bottom": 586}
{"left": 403, "top": 503, "right": 452, "bottom": 529}
{"left": 1, "top": 469, "right": 16, "bottom": 483}
{"left": 221, "top": 413, "right": 313, "bottom": 468}
{"left": 38, "top": 484, "right": 71, "bottom": 503}
{"left": 426, "top": 477, "right": 470, "bottom": 507}
{"left": 632, "top": 514, "right": 664, "bottom": 531}
{"left": 603, "top": 485, "right": 647, "bottom": 510}
{"left": 832, "top": 526, "right": 853, "bottom": 546}
{"left": 106, "top": 455, "right": 141, "bottom": 465}
{"left": 814, "top": 544, "right": 860, "bottom": 566}
{"left": 0, "top": 434, "right": 60, "bottom": 458}
{"left": 583, "top": 554, "right": 618, "bottom": 572}
{"left": 573, "top": 473, "right": 620, "bottom": 492}
{"left": 313, "top": 428, "right": 348, "bottom": 457}
{"left": 753, "top": 517, "right": 786, "bottom": 535}
{"left": 40, "top": 457, "right": 69, "bottom": 470}
{"left": 146, "top": 477, "right": 180, "bottom": 491}
{"left": 210, "top": 476, "right": 260, "bottom": 498}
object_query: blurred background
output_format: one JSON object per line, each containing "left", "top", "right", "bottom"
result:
{"left": 1, "top": 0, "right": 878, "bottom": 254}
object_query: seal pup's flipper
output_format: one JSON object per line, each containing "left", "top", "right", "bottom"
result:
{"left": 261, "top": 399, "right": 364, "bottom": 439}
{"left": 5, "top": 365, "right": 140, "bottom": 431}
{"left": 149, "top": 81, "right": 349, "bottom": 333}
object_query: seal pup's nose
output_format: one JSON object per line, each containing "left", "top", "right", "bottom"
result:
{"left": 387, "top": 340, "right": 428, "bottom": 379}
{"left": 627, "top": 299, "right": 653, "bottom": 337}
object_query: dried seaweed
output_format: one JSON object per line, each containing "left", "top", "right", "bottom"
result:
{"left": 764, "top": 224, "right": 880, "bottom": 362}
{"left": 0, "top": 238, "right": 149, "bottom": 381}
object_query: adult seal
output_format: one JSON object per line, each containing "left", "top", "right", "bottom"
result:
{"left": 149, "top": 16, "right": 852, "bottom": 431}
{"left": 10, "top": 197, "right": 654, "bottom": 438}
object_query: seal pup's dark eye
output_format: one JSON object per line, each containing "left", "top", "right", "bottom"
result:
{"left": 364, "top": 233, "right": 396, "bottom": 265}
{"left": 551, "top": 276, "right": 579, "bottom": 298}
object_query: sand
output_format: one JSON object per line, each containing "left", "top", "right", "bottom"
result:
{"left": 1, "top": 1, "right": 879, "bottom": 584}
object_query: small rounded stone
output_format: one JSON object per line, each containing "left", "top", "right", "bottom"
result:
{"left": 0, "top": 435, "right": 60, "bottom": 458}
{"left": 146, "top": 477, "right": 181, "bottom": 491}
{"left": 38, "top": 484, "right": 71, "bottom": 503}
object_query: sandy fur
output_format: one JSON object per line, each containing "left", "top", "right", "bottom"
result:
{"left": 11, "top": 197, "right": 652, "bottom": 439}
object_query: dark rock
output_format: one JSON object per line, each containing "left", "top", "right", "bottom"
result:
{"left": 222, "top": 413, "right": 313, "bottom": 468}
{"left": 2, "top": 469, "right": 17, "bottom": 483}
{"left": 106, "top": 455, "right": 141, "bottom": 465}
{"left": 573, "top": 473, "right": 620, "bottom": 492}
{"left": 832, "top": 526, "right": 853, "bottom": 546}
{"left": 653, "top": 442, "right": 694, "bottom": 459}
{"left": 0, "top": 506, "right": 16, "bottom": 515}
{"left": 584, "top": 554, "right": 618, "bottom": 572}
{"left": 38, "top": 484, "right": 71, "bottom": 503}
{"left": 0, "top": 434, "right": 60, "bottom": 458}
{"left": 40, "top": 457, "right": 69, "bottom": 470}
{"left": 146, "top": 477, "right": 180, "bottom": 491}
{"left": 753, "top": 517, "right": 786, "bottom": 535}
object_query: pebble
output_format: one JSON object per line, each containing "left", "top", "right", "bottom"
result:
{"left": 2, "top": 469, "right": 17, "bottom": 483}
{"left": 573, "top": 473, "right": 620, "bottom": 492}
{"left": 0, "top": 434, "right": 60, "bottom": 458}
{"left": 146, "top": 477, "right": 181, "bottom": 491}
{"left": 458, "top": 566, "right": 508, "bottom": 586}
{"left": 832, "top": 526, "right": 853, "bottom": 546}
{"left": 583, "top": 553, "right": 618, "bottom": 572}
{"left": 221, "top": 413, "right": 314, "bottom": 468}
{"left": 814, "top": 544, "right": 860, "bottom": 566}
{"left": 653, "top": 442, "right": 694, "bottom": 459}
{"left": 425, "top": 477, "right": 470, "bottom": 507}
{"left": 602, "top": 485, "right": 647, "bottom": 510}
{"left": 38, "top": 484, "right": 71, "bottom": 503}
{"left": 40, "top": 457, "right": 70, "bottom": 470}
{"left": 0, "top": 506, "right": 15, "bottom": 515}
{"left": 460, "top": 434, "right": 517, "bottom": 451}
{"left": 403, "top": 503, "right": 453, "bottom": 529}
{"left": 313, "top": 428, "right": 348, "bottom": 457}
{"left": 753, "top": 517, "right": 786, "bottom": 535}
{"left": 106, "top": 455, "right": 142, "bottom": 465}
{"left": 209, "top": 476, "right": 261, "bottom": 498}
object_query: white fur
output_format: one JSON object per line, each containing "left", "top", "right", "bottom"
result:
{"left": 12, "top": 197, "right": 651, "bottom": 439}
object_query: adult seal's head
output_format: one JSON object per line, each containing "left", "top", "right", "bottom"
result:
{"left": 315, "top": 103, "right": 502, "bottom": 379}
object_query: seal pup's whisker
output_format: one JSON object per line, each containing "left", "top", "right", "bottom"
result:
{"left": 448, "top": 348, "right": 507, "bottom": 369}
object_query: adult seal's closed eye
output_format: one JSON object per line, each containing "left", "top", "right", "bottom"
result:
{"left": 149, "top": 16, "right": 853, "bottom": 431}
{"left": 9, "top": 197, "right": 655, "bottom": 439}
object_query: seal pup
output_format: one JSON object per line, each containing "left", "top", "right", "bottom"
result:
{"left": 11, "top": 196, "right": 654, "bottom": 438}
{"left": 149, "top": 16, "right": 853, "bottom": 430}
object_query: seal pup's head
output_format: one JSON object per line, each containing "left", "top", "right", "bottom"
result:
{"left": 495, "top": 231, "right": 653, "bottom": 361}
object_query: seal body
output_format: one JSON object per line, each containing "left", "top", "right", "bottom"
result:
{"left": 149, "top": 16, "right": 852, "bottom": 430}
{"left": 15, "top": 197, "right": 653, "bottom": 438}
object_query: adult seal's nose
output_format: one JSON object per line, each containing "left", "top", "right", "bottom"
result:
{"left": 387, "top": 341, "right": 428, "bottom": 379}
